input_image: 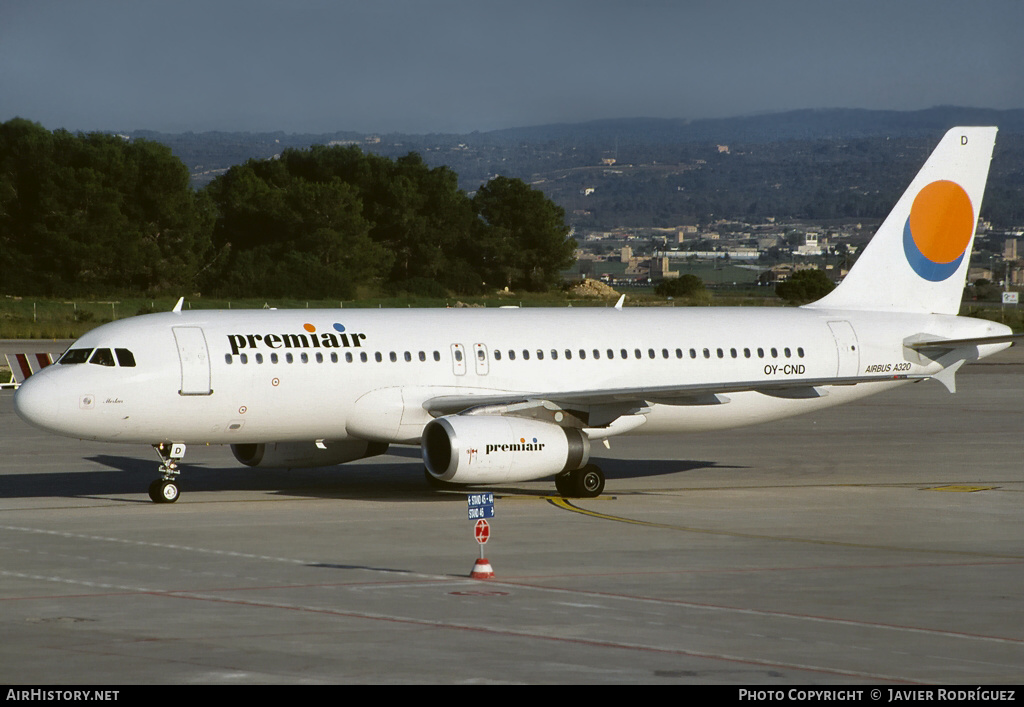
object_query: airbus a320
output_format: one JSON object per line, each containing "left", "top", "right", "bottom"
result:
{"left": 14, "top": 127, "right": 1017, "bottom": 503}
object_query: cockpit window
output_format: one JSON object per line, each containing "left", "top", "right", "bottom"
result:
{"left": 58, "top": 348, "right": 93, "bottom": 365}
{"left": 89, "top": 348, "right": 116, "bottom": 367}
{"left": 115, "top": 349, "right": 136, "bottom": 367}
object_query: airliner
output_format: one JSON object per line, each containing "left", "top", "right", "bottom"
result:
{"left": 13, "top": 127, "right": 1018, "bottom": 503}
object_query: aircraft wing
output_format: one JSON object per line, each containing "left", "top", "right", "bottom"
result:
{"left": 422, "top": 372, "right": 923, "bottom": 419}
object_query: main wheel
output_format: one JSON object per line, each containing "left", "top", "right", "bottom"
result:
{"left": 554, "top": 473, "right": 574, "bottom": 497}
{"left": 573, "top": 464, "right": 605, "bottom": 498}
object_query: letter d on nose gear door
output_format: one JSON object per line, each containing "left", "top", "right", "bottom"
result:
{"left": 173, "top": 326, "right": 212, "bottom": 395}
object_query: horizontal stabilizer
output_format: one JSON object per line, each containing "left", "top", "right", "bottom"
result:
{"left": 906, "top": 333, "right": 1022, "bottom": 350}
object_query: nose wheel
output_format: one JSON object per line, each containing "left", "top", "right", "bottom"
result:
{"left": 150, "top": 443, "right": 186, "bottom": 504}
{"left": 148, "top": 478, "right": 180, "bottom": 503}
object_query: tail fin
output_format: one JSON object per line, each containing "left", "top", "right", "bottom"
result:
{"left": 807, "top": 126, "right": 997, "bottom": 314}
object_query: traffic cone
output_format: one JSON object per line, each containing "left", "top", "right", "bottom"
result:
{"left": 470, "top": 557, "right": 495, "bottom": 579}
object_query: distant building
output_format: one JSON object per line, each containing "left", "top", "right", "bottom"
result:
{"left": 650, "top": 257, "right": 678, "bottom": 280}
{"left": 1005, "top": 238, "right": 1019, "bottom": 261}
{"left": 676, "top": 225, "right": 698, "bottom": 243}
{"left": 796, "top": 233, "right": 823, "bottom": 256}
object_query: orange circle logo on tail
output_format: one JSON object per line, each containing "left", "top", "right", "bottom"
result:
{"left": 903, "top": 180, "right": 975, "bottom": 281}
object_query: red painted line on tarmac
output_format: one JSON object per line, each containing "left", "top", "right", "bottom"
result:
{"left": 492, "top": 580, "right": 1024, "bottom": 646}
{"left": 138, "top": 590, "right": 919, "bottom": 683}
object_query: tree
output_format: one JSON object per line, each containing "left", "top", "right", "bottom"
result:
{"left": 655, "top": 274, "right": 706, "bottom": 297}
{"left": 472, "top": 176, "right": 576, "bottom": 291}
{"left": 204, "top": 159, "right": 390, "bottom": 298}
{"left": 0, "top": 119, "right": 213, "bottom": 295}
{"left": 775, "top": 269, "right": 835, "bottom": 304}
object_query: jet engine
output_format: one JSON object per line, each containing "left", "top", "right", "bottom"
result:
{"left": 422, "top": 415, "right": 590, "bottom": 484}
{"left": 231, "top": 440, "right": 389, "bottom": 469}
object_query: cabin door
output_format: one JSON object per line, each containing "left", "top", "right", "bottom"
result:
{"left": 173, "top": 326, "right": 212, "bottom": 395}
{"left": 827, "top": 321, "right": 860, "bottom": 378}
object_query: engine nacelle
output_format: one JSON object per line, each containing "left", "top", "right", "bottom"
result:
{"left": 231, "top": 440, "right": 389, "bottom": 469}
{"left": 422, "top": 416, "right": 590, "bottom": 484}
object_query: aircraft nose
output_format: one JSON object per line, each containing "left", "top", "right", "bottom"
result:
{"left": 13, "top": 373, "right": 62, "bottom": 432}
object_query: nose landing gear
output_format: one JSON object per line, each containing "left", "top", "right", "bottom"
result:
{"left": 149, "top": 443, "right": 186, "bottom": 503}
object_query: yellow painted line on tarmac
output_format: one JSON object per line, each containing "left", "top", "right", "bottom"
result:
{"left": 546, "top": 496, "right": 687, "bottom": 530}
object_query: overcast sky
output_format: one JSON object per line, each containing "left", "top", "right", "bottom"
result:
{"left": 2, "top": 0, "right": 1022, "bottom": 135}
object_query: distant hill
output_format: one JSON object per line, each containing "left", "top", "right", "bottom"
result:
{"left": 133, "top": 107, "right": 1024, "bottom": 182}
{"left": 479, "top": 107, "right": 1024, "bottom": 144}
{"left": 125, "top": 107, "right": 1024, "bottom": 229}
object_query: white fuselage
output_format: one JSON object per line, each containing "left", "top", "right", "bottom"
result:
{"left": 14, "top": 305, "right": 1011, "bottom": 446}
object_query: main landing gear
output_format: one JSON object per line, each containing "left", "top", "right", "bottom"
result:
{"left": 149, "top": 442, "right": 186, "bottom": 504}
{"left": 555, "top": 464, "right": 605, "bottom": 498}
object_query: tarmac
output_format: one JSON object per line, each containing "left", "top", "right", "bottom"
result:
{"left": 0, "top": 342, "right": 1021, "bottom": 684}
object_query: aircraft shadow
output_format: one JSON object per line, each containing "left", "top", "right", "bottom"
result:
{"left": 0, "top": 453, "right": 743, "bottom": 502}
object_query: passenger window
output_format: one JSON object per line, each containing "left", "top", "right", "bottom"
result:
{"left": 89, "top": 349, "right": 115, "bottom": 367}
{"left": 405, "top": 352, "right": 412, "bottom": 362}
{"left": 419, "top": 351, "right": 426, "bottom": 362}
{"left": 536, "top": 349, "right": 544, "bottom": 360}
{"left": 271, "top": 353, "right": 279, "bottom": 364}
{"left": 798, "top": 347, "right": 805, "bottom": 358}
{"left": 523, "top": 350, "right": 530, "bottom": 360}
{"left": 375, "top": 352, "right": 383, "bottom": 362}
{"left": 59, "top": 348, "right": 93, "bottom": 364}
{"left": 115, "top": 349, "right": 136, "bottom": 367}
{"left": 730, "top": 348, "right": 737, "bottom": 358}
{"left": 494, "top": 350, "right": 502, "bottom": 361}
{"left": 257, "top": 353, "right": 264, "bottom": 364}
{"left": 389, "top": 352, "right": 397, "bottom": 362}
{"left": 509, "top": 350, "right": 516, "bottom": 361}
